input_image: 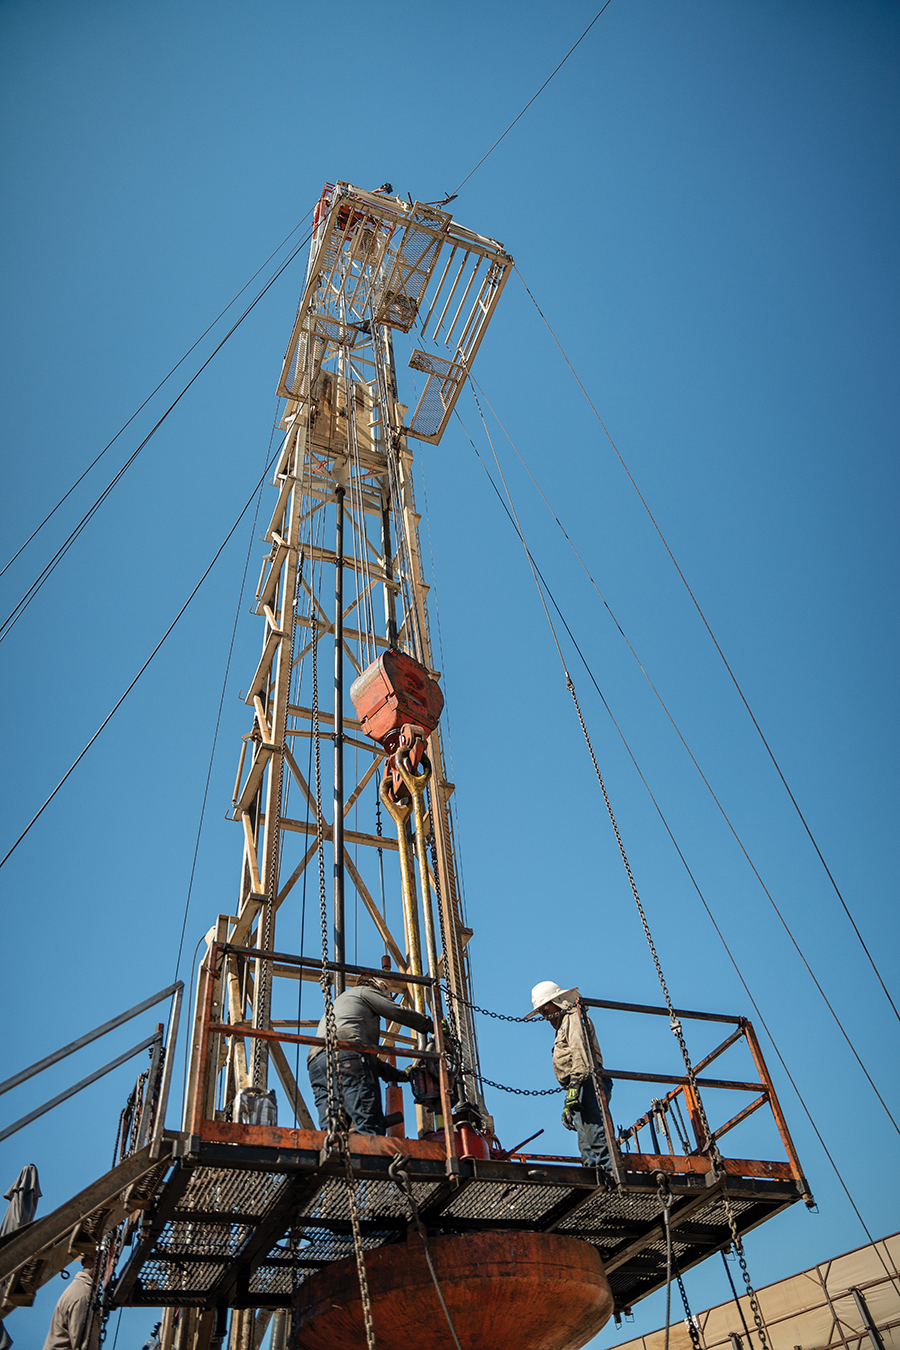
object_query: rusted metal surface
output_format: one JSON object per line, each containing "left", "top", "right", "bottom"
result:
{"left": 741, "top": 1018, "right": 809, "bottom": 1191}
{"left": 135, "top": 958, "right": 811, "bottom": 1323}
{"left": 110, "top": 1133, "right": 804, "bottom": 1314}
{"left": 195, "top": 1121, "right": 447, "bottom": 1161}
{"left": 349, "top": 650, "right": 444, "bottom": 745}
{"left": 290, "top": 1231, "right": 614, "bottom": 1350}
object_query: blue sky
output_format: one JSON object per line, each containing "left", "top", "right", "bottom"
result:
{"left": 1, "top": 2, "right": 898, "bottom": 1347}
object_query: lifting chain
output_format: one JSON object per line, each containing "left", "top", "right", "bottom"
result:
{"left": 656, "top": 1171, "right": 703, "bottom": 1350}
{"left": 677, "top": 1270, "right": 703, "bottom": 1350}
{"left": 567, "top": 674, "right": 771, "bottom": 1350}
{"left": 478, "top": 1074, "right": 564, "bottom": 1097}
{"left": 442, "top": 985, "right": 533, "bottom": 1023}
{"left": 312, "top": 632, "right": 376, "bottom": 1350}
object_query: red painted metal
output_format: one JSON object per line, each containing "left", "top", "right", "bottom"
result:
{"left": 349, "top": 650, "right": 444, "bottom": 745}
{"left": 197, "top": 1120, "right": 448, "bottom": 1160}
{"left": 455, "top": 1121, "right": 491, "bottom": 1160}
{"left": 421, "top": 1123, "right": 492, "bottom": 1161}
{"left": 741, "top": 1018, "right": 808, "bottom": 1188}
{"left": 290, "top": 1231, "right": 614, "bottom": 1350}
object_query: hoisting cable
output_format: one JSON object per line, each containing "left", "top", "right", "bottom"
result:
{"left": 465, "top": 384, "right": 900, "bottom": 1138}
{"left": 452, "top": 1, "right": 614, "bottom": 195}
{"left": 459, "top": 400, "right": 900, "bottom": 1272}
{"left": 657, "top": 1173, "right": 675, "bottom": 1350}
{"left": 0, "top": 208, "right": 313, "bottom": 584}
{"left": 459, "top": 400, "right": 778, "bottom": 1350}
{"left": 514, "top": 265, "right": 900, "bottom": 1031}
{"left": 291, "top": 486, "right": 330, "bottom": 1117}
{"left": 0, "top": 438, "right": 285, "bottom": 871}
{"left": 478, "top": 388, "right": 900, "bottom": 1289}
{"left": 312, "top": 626, "right": 377, "bottom": 1350}
{"left": 389, "top": 1154, "right": 463, "bottom": 1350}
{"left": 444, "top": 987, "right": 898, "bottom": 1296}
{"left": 0, "top": 225, "right": 314, "bottom": 648}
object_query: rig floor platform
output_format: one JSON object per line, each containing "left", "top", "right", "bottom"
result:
{"left": 110, "top": 1127, "right": 805, "bottom": 1315}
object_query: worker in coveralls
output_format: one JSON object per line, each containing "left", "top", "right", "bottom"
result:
{"left": 42, "top": 1253, "right": 100, "bottom": 1350}
{"left": 308, "top": 976, "right": 433, "bottom": 1134}
{"left": 527, "top": 980, "right": 614, "bottom": 1177}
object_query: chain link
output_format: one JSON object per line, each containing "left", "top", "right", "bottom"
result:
{"left": 567, "top": 674, "right": 771, "bottom": 1350}
{"left": 478, "top": 1074, "right": 564, "bottom": 1096}
{"left": 677, "top": 1270, "right": 703, "bottom": 1350}
{"left": 442, "top": 984, "right": 533, "bottom": 1023}
{"left": 438, "top": 985, "right": 561, "bottom": 1094}
{"left": 312, "top": 629, "right": 376, "bottom": 1349}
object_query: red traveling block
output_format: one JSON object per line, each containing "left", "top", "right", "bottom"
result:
{"left": 350, "top": 650, "right": 444, "bottom": 744}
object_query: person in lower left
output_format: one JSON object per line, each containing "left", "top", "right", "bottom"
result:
{"left": 42, "top": 1252, "right": 100, "bottom": 1350}
{"left": 308, "top": 976, "right": 433, "bottom": 1134}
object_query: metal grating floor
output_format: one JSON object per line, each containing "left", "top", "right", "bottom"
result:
{"left": 111, "top": 1137, "right": 804, "bottom": 1314}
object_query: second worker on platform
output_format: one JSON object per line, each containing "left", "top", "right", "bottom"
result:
{"left": 527, "top": 979, "right": 615, "bottom": 1178}
{"left": 308, "top": 976, "right": 433, "bottom": 1134}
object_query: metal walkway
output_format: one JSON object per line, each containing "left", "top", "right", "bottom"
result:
{"left": 110, "top": 1129, "right": 805, "bottom": 1316}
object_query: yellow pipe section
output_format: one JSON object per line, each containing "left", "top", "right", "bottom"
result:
{"left": 379, "top": 782, "right": 426, "bottom": 1018}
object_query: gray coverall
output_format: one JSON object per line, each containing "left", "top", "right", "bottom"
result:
{"left": 308, "top": 986, "right": 433, "bottom": 1134}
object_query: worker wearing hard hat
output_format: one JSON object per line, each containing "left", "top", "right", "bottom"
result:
{"left": 308, "top": 976, "right": 434, "bottom": 1135}
{"left": 527, "top": 980, "right": 613, "bottom": 1177}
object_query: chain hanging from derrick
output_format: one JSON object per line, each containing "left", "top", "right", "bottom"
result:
{"left": 677, "top": 1269, "right": 703, "bottom": 1350}
{"left": 252, "top": 667, "right": 288, "bottom": 1088}
{"left": 567, "top": 674, "right": 771, "bottom": 1350}
{"left": 657, "top": 1172, "right": 675, "bottom": 1350}
{"left": 312, "top": 626, "right": 377, "bottom": 1350}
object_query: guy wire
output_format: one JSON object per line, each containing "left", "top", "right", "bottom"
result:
{"left": 514, "top": 264, "right": 899, "bottom": 1028}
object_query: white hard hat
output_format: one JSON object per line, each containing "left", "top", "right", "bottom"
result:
{"left": 525, "top": 980, "right": 578, "bottom": 1019}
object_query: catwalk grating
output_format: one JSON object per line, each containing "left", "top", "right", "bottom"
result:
{"left": 110, "top": 1135, "right": 805, "bottom": 1314}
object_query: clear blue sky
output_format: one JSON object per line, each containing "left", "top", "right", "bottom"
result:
{"left": 1, "top": 2, "right": 898, "bottom": 1347}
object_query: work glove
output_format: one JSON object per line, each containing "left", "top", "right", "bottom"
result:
{"left": 440, "top": 1018, "right": 452, "bottom": 1041}
{"left": 561, "top": 1084, "right": 581, "bottom": 1131}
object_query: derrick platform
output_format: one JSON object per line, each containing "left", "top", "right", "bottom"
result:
{"left": 110, "top": 1125, "right": 806, "bottom": 1316}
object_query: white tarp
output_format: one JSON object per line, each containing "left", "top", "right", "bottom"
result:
{"left": 610, "top": 1233, "right": 900, "bottom": 1350}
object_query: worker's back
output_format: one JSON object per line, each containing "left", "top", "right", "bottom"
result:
{"left": 307, "top": 985, "right": 400, "bottom": 1062}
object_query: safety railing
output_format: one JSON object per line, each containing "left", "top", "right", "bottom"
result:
{"left": 189, "top": 944, "right": 459, "bottom": 1174}
{"left": 0, "top": 982, "right": 183, "bottom": 1161}
{"left": 512, "top": 996, "right": 811, "bottom": 1201}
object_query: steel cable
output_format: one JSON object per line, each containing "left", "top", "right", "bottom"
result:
{"left": 0, "top": 440, "right": 284, "bottom": 871}
{"left": 453, "top": 2, "right": 615, "bottom": 195}
{"left": 514, "top": 266, "right": 900, "bottom": 1030}
{"left": 459, "top": 400, "right": 900, "bottom": 1280}
{"left": 460, "top": 400, "right": 780, "bottom": 1346}
{"left": 0, "top": 227, "right": 313, "bottom": 648}
{"left": 460, "top": 393, "right": 900, "bottom": 1139}
{"left": 464, "top": 391, "right": 900, "bottom": 1297}
{"left": 0, "top": 209, "right": 313, "bottom": 584}
{"left": 172, "top": 411, "right": 277, "bottom": 984}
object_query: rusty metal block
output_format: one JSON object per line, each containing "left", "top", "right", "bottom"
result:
{"left": 349, "top": 651, "right": 443, "bottom": 745}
